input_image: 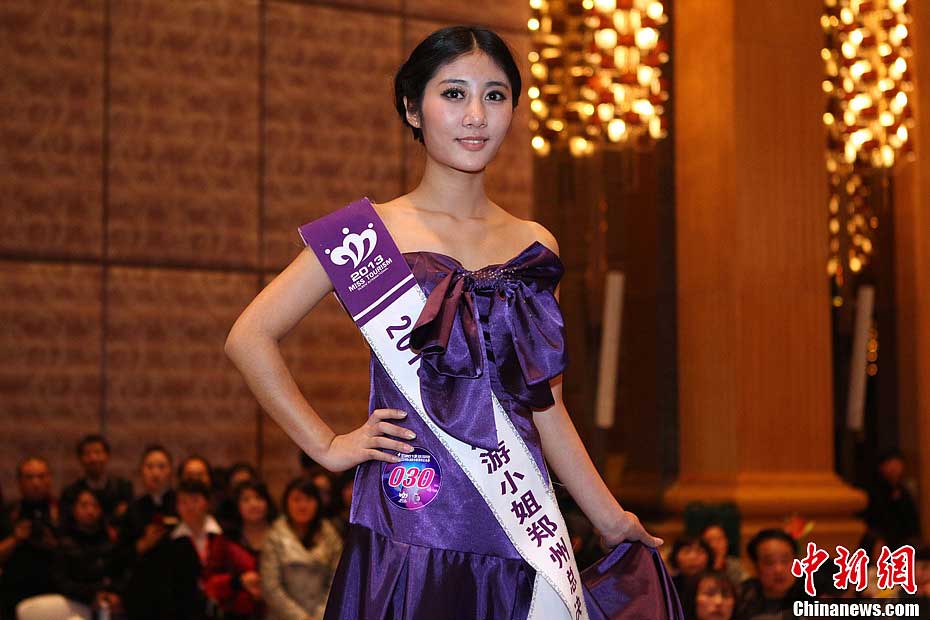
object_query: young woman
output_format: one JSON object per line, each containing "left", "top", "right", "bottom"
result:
{"left": 226, "top": 25, "right": 661, "bottom": 619}
{"left": 260, "top": 478, "right": 342, "bottom": 620}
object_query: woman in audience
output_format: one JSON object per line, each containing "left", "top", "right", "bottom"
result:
{"left": 261, "top": 477, "right": 342, "bottom": 620}
{"left": 53, "top": 489, "right": 125, "bottom": 616}
{"left": 228, "top": 480, "right": 277, "bottom": 559}
{"left": 119, "top": 445, "right": 177, "bottom": 620}
{"left": 670, "top": 535, "right": 714, "bottom": 619}
{"left": 701, "top": 522, "right": 750, "bottom": 585}
{"left": 691, "top": 570, "right": 737, "bottom": 620}
{"left": 217, "top": 463, "right": 258, "bottom": 532}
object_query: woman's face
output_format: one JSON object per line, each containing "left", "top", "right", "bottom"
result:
{"left": 676, "top": 543, "right": 711, "bottom": 577}
{"left": 141, "top": 451, "right": 171, "bottom": 493}
{"left": 702, "top": 526, "right": 729, "bottom": 565}
{"left": 286, "top": 489, "right": 318, "bottom": 528}
{"left": 238, "top": 488, "right": 268, "bottom": 525}
{"left": 181, "top": 459, "right": 211, "bottom": 487}
{"left": 412, "top": 51, "right": 514, "bottom": 174}
{"left": 73, "top": 491, "right": 103, "bottom": 529}
{"left": 695, "top": 576, "right": 735, "bottom": 620}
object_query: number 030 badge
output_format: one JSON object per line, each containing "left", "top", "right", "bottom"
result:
{"left": 381, "top": 446, "right": 442, "bottom": 510}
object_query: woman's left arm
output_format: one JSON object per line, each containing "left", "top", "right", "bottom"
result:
{"left": 529, "top": 222, "right": 662, "bottom": 548}
{"left": 533, "top": 383, "right": 663, "bottom": 548}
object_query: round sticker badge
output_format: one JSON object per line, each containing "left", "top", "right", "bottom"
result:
{"left": 381, "top": 446, "right": 442, "bottom": 510}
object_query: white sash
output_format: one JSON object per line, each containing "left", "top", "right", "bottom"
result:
{"left": 299, "top": 198, "right": 588, "bottom": 620}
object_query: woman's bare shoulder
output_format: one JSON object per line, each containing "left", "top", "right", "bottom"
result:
{"left": 500, "top": 210, "right": 560, "bottom": 257}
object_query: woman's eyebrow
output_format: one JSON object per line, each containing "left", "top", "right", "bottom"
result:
{"left": 438, "top": 78, "right": 511, "bottom": 90}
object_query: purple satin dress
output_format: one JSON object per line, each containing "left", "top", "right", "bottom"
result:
{"left": 323, "top": 242, "right": 683, "bottom": 620}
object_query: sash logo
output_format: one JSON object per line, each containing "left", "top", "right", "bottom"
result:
{"left": 325, "top": 223, "right": 377, "bottom": 268}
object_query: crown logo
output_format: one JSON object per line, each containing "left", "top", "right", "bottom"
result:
{"left": 325, "top": 223, "right": 377, "bottom": 268}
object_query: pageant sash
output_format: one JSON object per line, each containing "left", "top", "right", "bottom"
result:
{"left": 299, "top": 197, "right": 589, "bottom": 620}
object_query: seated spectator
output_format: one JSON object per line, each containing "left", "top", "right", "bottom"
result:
{"left": 60, "top": 434, "right": 133, "bottom": 530}
{"left": 0, "top": 456, "right": 59, "bottom": 619}
{"left": 160, "top": 479, "right": 226, "bottom": 620}
{"left": 216, "top": 462, "right": 258, "bottom": 532}
{"left": 669, "top": 535, "right": 714, "bottom": 619}
{"left": 53, "top": 489, "right": 125, "bottom": 615}
{"left": 178, "top": 455, "right": 214, "bottom": 488}
{"left": 226, "top": 480, "right": 276, "bottom": 558}
{"left": 120, "top": 445, "right": 177, "bottom": 620}
{"left": 861, "top": 450, "right": 920, "bottom": 549}
{"left": 701, "top": 521, "right": 750, "bottom": 585}
{"left": 261, "top": 477, "right": 342, "bottom": 620}
{"left": 306, "top": 465, "right": 335, "bottom": 520}
{"left": 735, "top": 529, "right": 805, "bottom": 620}
{"left": 691, "top": 570, "right": 737, "bottom": 620}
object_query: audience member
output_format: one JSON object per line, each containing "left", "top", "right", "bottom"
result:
{"left": 329, "top": 469, "right": 355, "bottom": 539}
{"left": 670, "top": 535, "right": 714, "bottom": 619}
{"left": 53, "top": 489, "right": 125, "bottom": 615}
{"left": 60, "top": 434, "right": 133, "bottom": 530}
{"left": 216, "top": 462, "right": 258, "bottom": 533}
{"left": 861, "top": 450, "right": 921, "bottom": 549}
{"left": 701, "top": 522, "right": 750, "bottom": 585}
{"left": 178, "top": 455, "right": 214, "bottom": 489}
{"left": 0, "top": 456, "right": 59, "bottom": 619}
{"left": 261, "top": 477, "right": 342, "bottom": 620}
{"left": 735, "top": 529, "right": 805, "bottom": 620}
{"left": 120, "top": 445, "right": 178, "bottom": 620}
{"left": 692, "top": 570, "right": 737, "bottom": 620}
{"left": 226, "top": 480, "right": 276, "bottom": 558}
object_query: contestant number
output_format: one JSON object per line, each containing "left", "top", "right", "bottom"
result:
{"left": 387, "top": 466, "right": 435, "bottom": 489}
{"left": 385, "top": 314, "right": 421, "bottom": 365}
{"left": 350, "top": 254, "right": 384, "bottom": 282}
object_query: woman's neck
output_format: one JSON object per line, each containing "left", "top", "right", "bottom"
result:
{"left": 243, "top": 521, "right": 267, "bottom": 539}
{"left": 410, "top": 154, "right": 490, "bottom": 219}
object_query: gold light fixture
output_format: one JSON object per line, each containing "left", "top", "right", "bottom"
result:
{"left": 528, "top": 0, "right": 669, "bottom": 157}
{"left": 822, "top": 0, "right": 913, "bottom": 288}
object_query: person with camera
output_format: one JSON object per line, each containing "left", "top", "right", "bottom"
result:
{"left": 0, "top": 457, "right": 60, "bottom": 619}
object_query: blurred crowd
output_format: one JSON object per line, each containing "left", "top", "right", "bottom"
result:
{"left": 0, "top": 436, "right": 925, "bottom": 620}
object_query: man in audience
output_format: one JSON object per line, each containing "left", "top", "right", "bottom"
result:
{"left": 0, "top": 457, "right": 60, "bottom": 618}
{"left": 736, "top": 529, "right": 806, "bottom": 620}
{"left": 60, "top": 434, "right": 133, "bottom": 528}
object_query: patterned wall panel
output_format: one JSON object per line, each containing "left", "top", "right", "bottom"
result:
{"left": 106, "top": 267, "right": 259, "bottom": 481}
{"left": 402, "top": 20, "right": 533, "bottom": 219}
{"left": 0, "top": 1, "right": 104, "bottom": 259}
{"left": 0, "top": 262, "right": 102, "bottom": 498}
{"left": 263, "top": 3, "right": 404, "bottom": 270}
{"left": 406, "top": 0, "right": 529, "bottom": 35}
{"left": 108, "top": 0, "right": 260, "bottom": 267}
{"left": 258, "top": 275, "right": 370, "bottom": 494}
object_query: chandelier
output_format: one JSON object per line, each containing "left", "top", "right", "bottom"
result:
{"left": 822, "top": 0, "right": 914, "bottom": 287}
{"left": 527, "top": 0, "right": 670, "bottom": 157}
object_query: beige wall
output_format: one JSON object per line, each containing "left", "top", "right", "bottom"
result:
{"left": 0, "top": 0, "right": 531, "bottom": 499}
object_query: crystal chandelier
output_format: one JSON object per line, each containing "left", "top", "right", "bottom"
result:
{"left": 528, "top": 0, "right": 670, "bottom": 157}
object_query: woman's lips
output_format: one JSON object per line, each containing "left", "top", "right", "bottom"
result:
{"left": 456, "top": 137, "right": 489, "bottom": 151}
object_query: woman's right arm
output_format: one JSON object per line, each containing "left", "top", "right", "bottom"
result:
{"left": 224, "top": 248, "right": 415, "bottom": 472}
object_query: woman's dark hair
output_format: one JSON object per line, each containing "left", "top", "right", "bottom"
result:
{"left": 140, "top": 443, "right": 172, "bottom": 465}
{"left": 669, "top": 535, "right": 714, "bottom": 571}
{"left": 234, "top": 479, "right": 277, "bottom": 525}
{"left": 394, "top": 25, "right": 522, "bottom": 143}
{"left": 746, "top": 528, "right": 798, "bottom": 564}
{"left": 176, "top": 479, "right": 212, "bottom": 501}
{"left": 76, "top": 433, "right": 111, "bottom": 456}
{"left": 281, "top": 477, "right": 323, "bottom": 548}
{"left": 685, "top": 569, "right": 737, "bottom": 618}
